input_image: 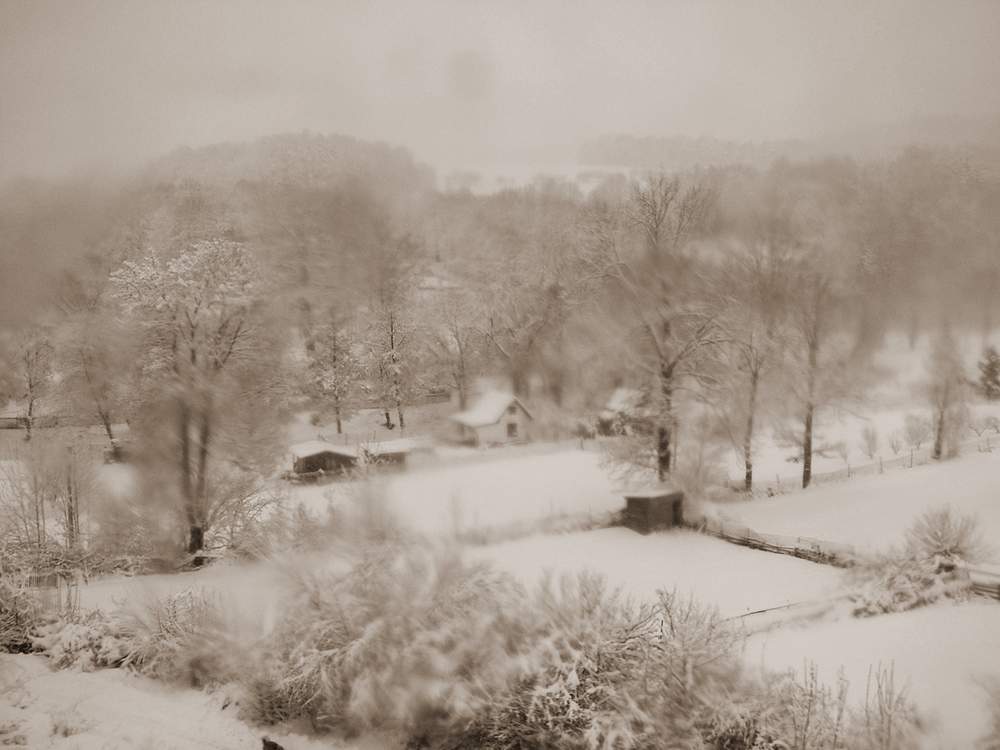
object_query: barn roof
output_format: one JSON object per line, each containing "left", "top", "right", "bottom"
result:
{"left": 450, "top": 390, "right": 532, "bottom": 428}
{"left": 289, "top": 440, "right": 358, "bottom": 459}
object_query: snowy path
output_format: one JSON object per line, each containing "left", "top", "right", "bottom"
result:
{"left": 0, "top": 654, "right": 362, "bottom": 750}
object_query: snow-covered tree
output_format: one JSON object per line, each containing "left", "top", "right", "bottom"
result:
{"left": 926, "top": 329, "right": 969, "bottom": 460}
{"left": 979, "top": 345, "right": 1000, "bottom": 401}
{"left": 306, "top": 308, "right": 362, "bottom": 434}
{"left": 111, "top": 238, "right": 274, "bottom": 556}
{"left": 581, "top": 174, "right": 721, "bottom": 480}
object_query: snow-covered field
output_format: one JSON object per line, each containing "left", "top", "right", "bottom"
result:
{"left": 721, "top": 333, "right": 1000, "bottom": 486}
{"left": 748, "top": 601, "right": 1000, "bottom": 749}
{"left": 0, "top": 654, "right": 361, "bottom": 750}
{"left": 18, "top": 414, "right": 1000, "bottom": 749}
{"left": 709, "top": 448, "right": 1000, "bottom": 557}
{"left": 288, "top": 447, "right": 632, "bottom": 537}
{"left": 472, "top": 527, "right": 842, "bottom": 618}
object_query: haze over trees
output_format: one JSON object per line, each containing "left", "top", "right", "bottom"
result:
{"left": 1, "top": 130, "right": 999, "bottom": 560}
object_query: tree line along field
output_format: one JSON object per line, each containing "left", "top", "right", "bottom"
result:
{"left": 3, "top": 133, "right": 1000, "bottom": 749}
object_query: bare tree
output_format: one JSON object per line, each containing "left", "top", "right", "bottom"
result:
{"left": 111, "top": 239, "right": 267, "bottom": 556}
{"left": 860, "top": 424, "right": 880, "bottom": 461}
{"left": 306, "top": 307, "right": 362, "bottom": 434}
{"left": 424, "top": 288, "right": 481, "bottom": 410}
{"left": 927, "top": 329, "right": 969, "bottom": 460}
{"left": 581, "top": 175, "right": 721, "bottom": 480}
{"left": 6, "top": 328, "right": 55, "bottom": 442}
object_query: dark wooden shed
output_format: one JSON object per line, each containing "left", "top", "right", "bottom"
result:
{"left": 623, "top": 487, "right": 684, "bottom": 534}
{"left": 289, "top": 441, "right": 358, "bottom": 477}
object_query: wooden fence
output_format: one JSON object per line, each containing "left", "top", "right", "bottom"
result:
{"left": 698, "top": 517, "right": 1000, "bottom": 602}
{"left": 730, "top": 435, "right": 993, "bottom": 495}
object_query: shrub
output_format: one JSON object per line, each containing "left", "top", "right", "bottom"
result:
{"left": 32, "top": 610, "right": 131, "bottom": 670}
{"left": 905, "top": 506, "right": 989, "bottom": 564}
{"left": 849, "top": 507, "right": 984, "bottom": 617}
{"left": 0, "top": 572, "right": 39, "bottom": 653}
{"left": 122, "top": 588, "right": 236, "bottom": 686}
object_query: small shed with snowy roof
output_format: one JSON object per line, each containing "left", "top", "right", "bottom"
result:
{"left": 289, "top": 440, "right": 359, "bottom": 476}
{"left": 449, "top": 390, "right": 533, "bottom": 446}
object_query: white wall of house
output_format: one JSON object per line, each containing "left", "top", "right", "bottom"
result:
{"left": 465, "top": 404, "right": 530, "bottom": 446}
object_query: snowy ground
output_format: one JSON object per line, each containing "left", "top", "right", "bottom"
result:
{"left": 287, "top": 446, "right": 632, "bottom": 538}
{"left": 0, "top": 654, "right": 369, "bottom": 750}
{"left": 708, "top": 448, "right": 1000, "bottom": 557}
{"left": 721, "top": 332, "right": 1000, "bottom": 486}
{"left": 471, "top": 527, "right": 843, "bottom": 618}
{"left": 747, "top": 600, "right": 1000, "bottom": 749}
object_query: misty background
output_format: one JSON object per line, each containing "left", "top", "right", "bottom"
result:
{"left": 3, "top": 0, "right": 1000, "bottom": 181}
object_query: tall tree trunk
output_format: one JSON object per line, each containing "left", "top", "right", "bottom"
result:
{"left": 24, "top": 397, "right": 34, "bottom": 442}
{"left": 802, "top": 311, "right": 820, "bottom": 489}
{"left": 187, "top": 525, "right": 204, "bottom": 555}
{"left": 744, "top": 366, "right": 759, "bottom": 492}
{"left": 656, "top": 363, "right": 675, "bottom": 481}
{"left": 802, "top": 401, "right": 815, "bottom": 488}
{"left": 335, "top": 404, "right": 343, "bottom": 434}
{"left": 397, "top": 403, "right": 405, "bottom": 431}
{"left": 933, "top": 405, "right": 946, "bottom": 461}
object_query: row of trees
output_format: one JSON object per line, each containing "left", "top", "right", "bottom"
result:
{"left": 2, "top": 134, "right": 999, "bottom": 560}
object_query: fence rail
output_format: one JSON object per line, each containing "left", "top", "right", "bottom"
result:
{"left": 699, "top": 517, "right": 1000, "bottom": 603}
{"left": 730, "top": 435, "right": 992, "bottom": 494}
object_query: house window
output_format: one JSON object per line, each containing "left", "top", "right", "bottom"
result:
{"left": 507, "top": 422, "right": 518, "bottom": 438}
{"left": 507, "top": 405, "right": 518, "bottom": 415}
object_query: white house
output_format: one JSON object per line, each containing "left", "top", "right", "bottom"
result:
{"left": 449, "top": 390, "right": 533, "bottom": 446}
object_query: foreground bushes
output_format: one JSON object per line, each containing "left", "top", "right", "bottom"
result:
{"left": 232, "top": 543, "right": 920, "bottom": 749}
{"left": 22, "top": 509, "right": 926, "bottom": 749}
{"left": 0, "top": 572, "right": 38, "bottom": 652}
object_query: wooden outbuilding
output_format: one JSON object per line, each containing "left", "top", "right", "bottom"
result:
{"left": 623, "top": 486, "right": 684, "bottom": 534}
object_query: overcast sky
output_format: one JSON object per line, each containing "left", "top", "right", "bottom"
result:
{"left": 2, "top": 0, "right": 999, "bottom": 179}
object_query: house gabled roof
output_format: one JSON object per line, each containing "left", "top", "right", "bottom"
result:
{"left": 450, "top": 390, "right": 532, "bottom": 429}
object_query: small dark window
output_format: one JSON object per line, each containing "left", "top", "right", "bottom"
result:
{"left": 507, "top": 422, "right": 518, "bottom": 438}
{"left": 507, "top": 405, "right": 518, "bottom": 415}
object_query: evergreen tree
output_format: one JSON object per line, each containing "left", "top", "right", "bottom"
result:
{"left": 980, "top": 346, "right": 1000, "bottom": 401}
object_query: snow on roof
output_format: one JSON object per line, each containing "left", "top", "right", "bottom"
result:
{"left": 363, "top": 437, "right": 430, "bottom": 456}
{"left": 605, "top": 387, "right": 646, "bottom": 413}
{"left": 289, "top": 440, "right": 358, "bottom": 459}
{"left": 450, "top": 390, "right": 531, "bottom": 428}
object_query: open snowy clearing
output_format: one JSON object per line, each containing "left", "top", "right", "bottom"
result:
{"left": 471, "top": 527, "right": 843, "bottom": 618}
{"left": 288, "top": 447, "right": 632, "bottom": 537}
{"left": 709, "top": 448, "right": 1000, "bottom": 557}
{"left": 748, "top": 600, "right": 1000, "bottom": 749}
{"left": 0, "top": 654, "right": 366, "bottom": 750}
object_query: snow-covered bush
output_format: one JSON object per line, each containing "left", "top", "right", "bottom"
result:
{"left": 243, "top": 544, "right": 521, "bottom": 738}
{"left": 0, "top": 572, "right": 39, "bottom": 652}
{"left": 32, "top": 610, "right": 131, "bottom": 670}
{"left": 849, "top": 507, "right": 983, "bottom": 617}
{"left": 904, "top": 505, "right": 989, "bottom": 563}
{"left": 123, "top": 588, "right": 235, "bottom": 686}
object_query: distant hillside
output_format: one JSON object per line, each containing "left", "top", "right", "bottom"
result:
{"left": 145, "top": 132, "right": 435, "bottom": 196}
{"left": 579, "top": 134, "right": 817, "bottom": 171}
{"left": 581, "top": 115, "right": 1000, "bottom": 171}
